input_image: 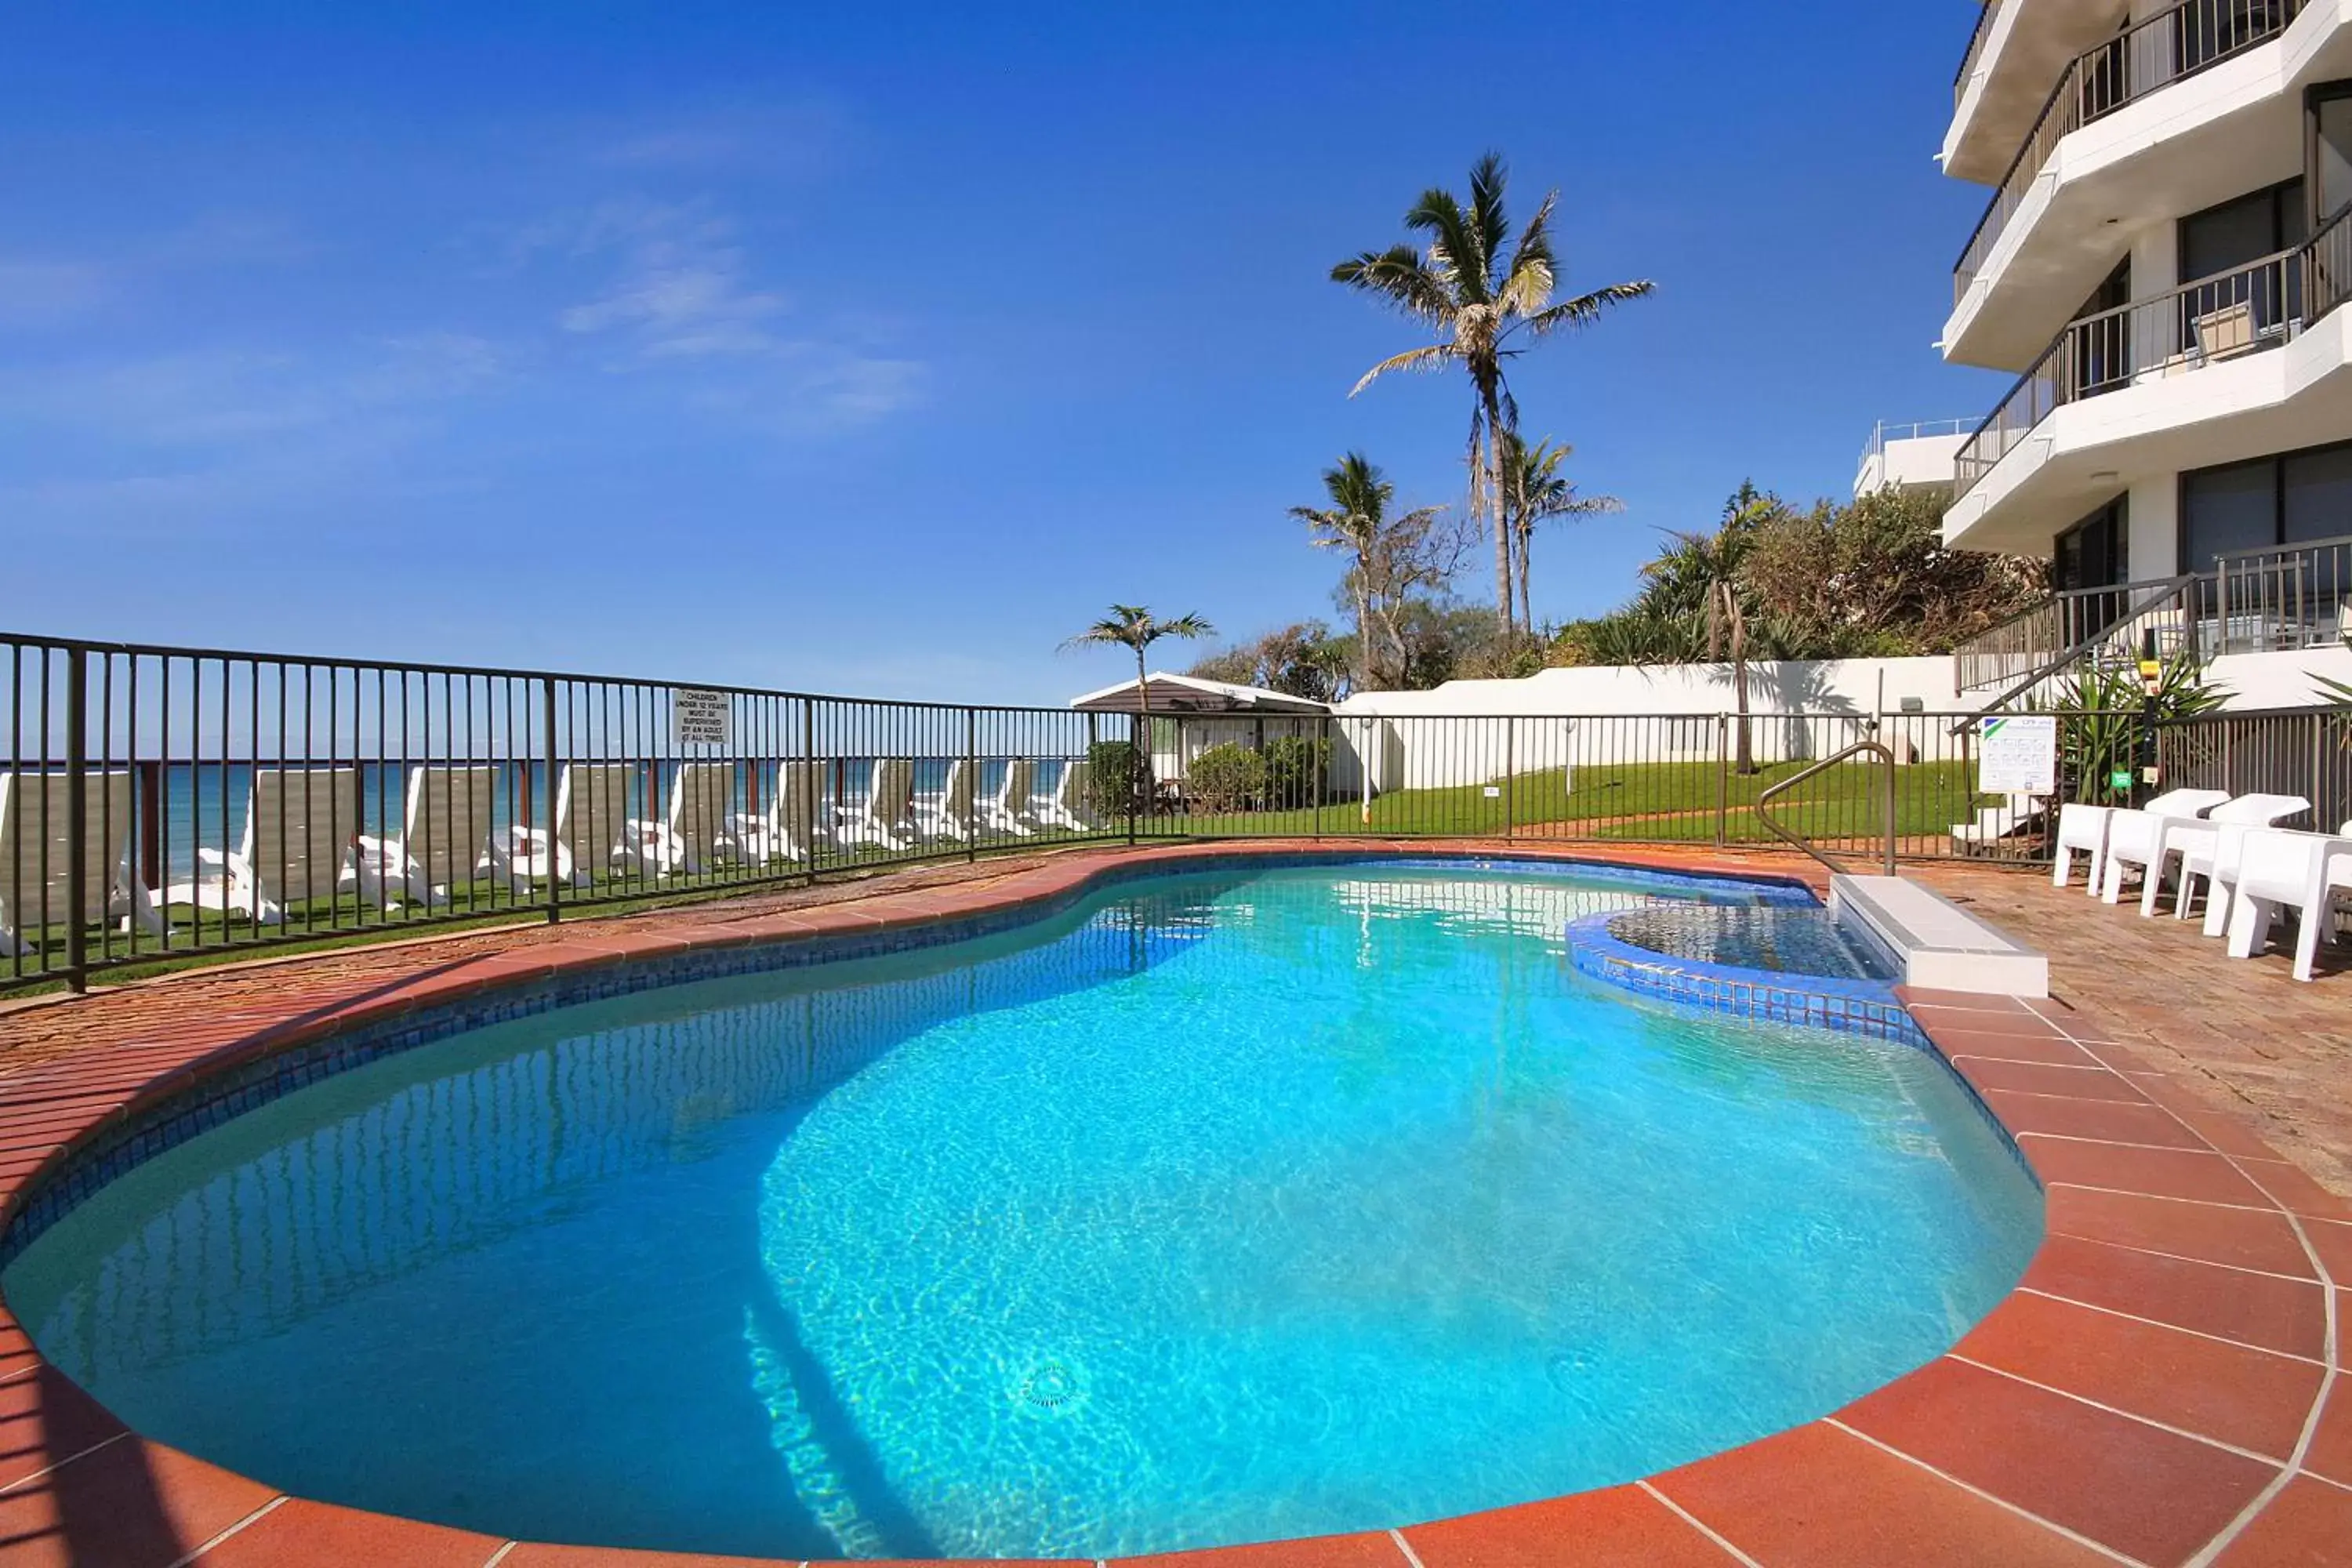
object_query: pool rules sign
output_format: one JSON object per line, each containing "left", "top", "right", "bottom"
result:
{"left": 1977, "top": 714, "right": 2057, "bottom": 795}
{"left": 671, "top": 688, "right": 733, "bottom": 749}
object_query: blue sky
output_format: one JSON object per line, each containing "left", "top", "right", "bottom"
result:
{"left": 2, "top": 0, "right": 2013, "bottom": 705}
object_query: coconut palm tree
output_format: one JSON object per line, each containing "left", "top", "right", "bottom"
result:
{"left": 1501, "top": 433, "right": 1621, "bottom": 637}
{"left": 1290, "top": 452, "right": 1446, "bottom": 690}
{"left": 1062, "top": 604, "right": 1214, "bottom": 806}
{"left": 1334, "top": 152, "right": 1653, "bottom": 636}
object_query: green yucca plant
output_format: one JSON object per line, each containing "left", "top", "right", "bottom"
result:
{"left": 2034, "top": 654, "right": 2227, "bottom": 804}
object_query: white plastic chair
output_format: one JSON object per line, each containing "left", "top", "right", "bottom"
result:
{"left": 0, "top": 769, "right": 165, "bottom": 954}
{"left": 833, "top": 759, "right": 914, "bottom": 851}
{"left": 977, "top": 759, "right": 1036, "bottom": 837}
{"left": 348, "top": 766, "right": 499, "bottom": 909}
{"left": 2224, "top": 827, "right": 2352, "bottom": 981}
{"left": 486, "top": 762, "right": 638, "bottom": 894}
{"left": 2134, "top": 793, "right": 2310, "bottom": 916}
{"left": 2096, "top": 789, "right": 2234, "bottom": 905}
{"left": 2053, "top": 803, "right": 2114, "bottom": 891}
{"left": 165, "top": 766, "right": 356, "bottom": 923}
{"left": 1033, "top": 760, "right": 1096, "bottom": 833}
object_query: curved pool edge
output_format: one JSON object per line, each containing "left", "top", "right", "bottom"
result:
{"left": 0, "top": 840, "right": 2336, "bottom": 1568}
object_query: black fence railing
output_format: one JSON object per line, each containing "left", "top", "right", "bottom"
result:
{"left": 1955, "top": 0, "right": 2005, "bottom": 103}
{"left": 1955, "top": 0, "right": 2303, "bottom": 302}
{"left": 2, "top": 634, "right": 1138, "bottom": 993}
{"left": 2156, "top": 706, "right": 2352, "bottom": 837}
{"left": 9, "top": 628, "right": 2337, "bottom": 993}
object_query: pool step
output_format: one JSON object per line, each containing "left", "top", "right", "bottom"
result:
{"left": 1831, "top": 875, "right": 2048, "bottom": 998}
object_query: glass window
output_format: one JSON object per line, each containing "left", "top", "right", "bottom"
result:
{"left": 2318, "top": 91, "right": 2352, "bottom": 226}
{"left": 2183, "top": 460, "right": 2279, "bottom": 569}
{"left": 2284, "top": 444, "right": 2352, "bottom": 543}
{"left": 2180, "top": 182, "right": 2301, "bottom": 279}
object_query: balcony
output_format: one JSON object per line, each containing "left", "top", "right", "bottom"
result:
{"left": 1854, "top": 419, "right": 1973, "bottom": 497}
{"left": 1953, "top": 532, "right": 2352, "bottom": 695}
{"left": 1947, "top": 0, "right": 2138, "bottom": 184}
{"left": 1949, "top": 205, "right": 2352, "bottom": 533}
{"left": 1947, "top": 0, "right": 2352, "bottom": 370}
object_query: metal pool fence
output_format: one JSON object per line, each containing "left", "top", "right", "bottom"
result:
{"left": 0, "top": 628, "right": 2186, "bottom": 993}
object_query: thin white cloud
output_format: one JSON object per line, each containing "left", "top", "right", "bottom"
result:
{"left": 0, "top": 260, "right": 109, "bottom": 328}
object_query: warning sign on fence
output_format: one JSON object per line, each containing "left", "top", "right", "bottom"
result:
{"left": 671, "top": 688, "right": 733, "bottom": 748}
{"left": 1978, "top": 714, "right": 2056, "bottom": 795}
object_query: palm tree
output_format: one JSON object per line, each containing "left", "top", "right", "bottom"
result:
{"left": 1334, "top": 152, "right": 1653, "bottom": 636}
{"left": 1290, "top": 452, "right": 1445, "bottom": 691}
{"left": 1644, "top": 492, "right": 1777, "bottom": 775}
{"left": 1501, "top": 433, "right": 1621, "bottom": 637}
{"left": 1062, "top": 604, "right": 1214, "bottom": 805}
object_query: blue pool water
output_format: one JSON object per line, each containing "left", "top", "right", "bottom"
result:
{"left": 1604, "top": 904, "right": 1898, "bottom": 982}
{"left": 1, "top": 865, "right": 2040, "bottom": 1560}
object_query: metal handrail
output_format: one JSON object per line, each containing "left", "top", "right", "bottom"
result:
{"left": 1755, "top": 740, "right": 1898, "bottom": 879}
{"left": 1955, "top": 0, "right": 2005, "bottom": 101}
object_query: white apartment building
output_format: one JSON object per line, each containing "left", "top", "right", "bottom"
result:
{"left": 1918, "top": 0, "right": 2352, "bottom": 683}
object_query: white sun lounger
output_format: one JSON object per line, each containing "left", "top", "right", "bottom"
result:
{"left": 165, "top": 765, "right": 357, "bottom": 923}
{"left": 619, "top": 761, "right": 733, "bottom": 877}
{"left": 2141, "top": 793, "right": 2311, "bottom": 918}
{"left": 1951, "top": 793, "right": 2047, "bottom": 853}
{"left": 978, "top": 759, "right": 1036, "bottom": 837}
{"left": 2224, "top": 827, "right": 2352, "bottom": 981}
{"left": 348, "top": 765, "right": 499, "bottom": 908}
{"left": 833, "top": 759, "right": 914, "bottom": 851}
{"left": 1031, "top": 760, "right": 1096, "bottom": 833}
{"left": 724, "top": 760, "right": 826, "bottom": 863}
{"left": 485, "top": 762, "right": 637, "bottom": 893}
{"left": 911, "top": 760, "right": 977, "bottom": 843}
{"left": 2095, "top": 789, "right": 2233, "bottom": 906}
{"left": 0, "top": 769, "right": 165, "bottom": 954}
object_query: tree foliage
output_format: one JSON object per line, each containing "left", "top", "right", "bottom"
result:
{"left": 1334, "top": 152, "right": 1653, "bottom": 634}
{"left": 1189, "top": 622, "right": 1351, "bottom": 702}
{"left": 1287, "top": 454, "right": 1465, "bottom": 690}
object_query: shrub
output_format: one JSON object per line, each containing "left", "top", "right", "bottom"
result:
{"left": 1261, "top": 734, "right": 1330, "bottom": 809}
{"left": 1188, "top": 743, "right": 1269, "bottom": 814}
{"left": 1083, "top": 739, "right": 1145, "bottom": 819}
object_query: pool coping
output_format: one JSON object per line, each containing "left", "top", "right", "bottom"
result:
{"left": 0, "top": 837, "right": 2340, "bottom": 1567}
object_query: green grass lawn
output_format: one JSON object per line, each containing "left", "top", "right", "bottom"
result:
{"left": 1163, "top": 758, "right": 1991, "bottom": 847}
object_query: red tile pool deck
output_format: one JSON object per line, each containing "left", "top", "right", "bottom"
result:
{"left": 0, "top": 840, "right": 2343, "bottom": 1568}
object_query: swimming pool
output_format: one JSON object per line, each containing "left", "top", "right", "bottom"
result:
{"left": 1, "top": 862, "right": 2042, "bottom": 1561}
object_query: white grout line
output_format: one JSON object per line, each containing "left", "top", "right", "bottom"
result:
{"left": 1387, "top": 1527, "right": 1428, "bottom": 1568}
{"left": 2046, "top": 1231, "right": 2318, "bottom": 1285}
{"left": 1635, "top": 1480, "right": 1763, "bottom": 1567}
{"left": 2044, "top": 1181, "right": 2280, "bottom": 1214}
{"left": 2014, "top": 1283, "right": 2328, "bottom": 1366}
{"left": 0, "top": 1428, "right": 130, "bottom": 1498}
{"left": 1820, "top": 1420, "right": 2145, "bottom": 1566}
{"left": 2012, "top": 998, "right": 2343, "bottom": 1568}
{"left": 481, "top": 1545, "right": 518, "bottom": 1568}
{"left": 2014, "top": 1131, "right": 2237, "bottom": 1155}
{"left": 1947, "top": 1355, "right": 2291, "bottom": 1465}
{"left": 170, "top": 1494, "right": 288, "bottom": 1566}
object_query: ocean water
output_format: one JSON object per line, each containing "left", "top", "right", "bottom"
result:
{"left": 132, "top": 757, "right": 1064, "bottom": 879}
{"left": 2, "top": 866, "right": 2040, "bottom": 1560}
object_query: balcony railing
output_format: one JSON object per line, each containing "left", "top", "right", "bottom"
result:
{"left": 1858, "top": 417, "right": 1976, "bottom": 474}
{"left": 1955, "top": 0, "right": 2007, "bottom": 104}
{"left": 1953, "top": 535, "right": 2352, "bottom": 693}
{"left": 1953, "top": 205, "right": 2352, "bottom": 502}
{"left": 1953, "top": 0, "right": 2303, "bottom": 303}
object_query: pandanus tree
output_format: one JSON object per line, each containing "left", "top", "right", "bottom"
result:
{"left": 1289, "top": 452, "right": 1446, "bottom": 691}
{"left": 1062, "top": 604, "right": 1214, "bottom": 806}
{"left": 1501, "top": 432, "right": 1621, "bottom": 637}
{"left": 1334, "top": 152, "right": 1652, "bottom": 636}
